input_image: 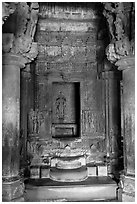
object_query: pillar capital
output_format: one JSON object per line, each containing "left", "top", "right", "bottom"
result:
{"left": 115, "top": 56, "right": 135, "bottom": 71}
{"left": 102, "top": 59, "right": 122, "bottom": 80}
{"left": 2, "top": 53, "right": 27, "bottom": 68}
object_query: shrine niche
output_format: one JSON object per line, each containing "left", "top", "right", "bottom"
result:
{"left": 3, "top": 2, "right": 135, "bottom": 202}
{"left": 25, "top": 6, "right": 124, "bottom": 202}
{"left": 52, "top": 82, "right": 80, "bottom": 138}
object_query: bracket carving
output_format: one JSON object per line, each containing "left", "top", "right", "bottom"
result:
{"left": 2, "top": 3, "right": 39, "bottom": 64}
{"left": 103, "top": 3, "right": 134, "bottom": 64}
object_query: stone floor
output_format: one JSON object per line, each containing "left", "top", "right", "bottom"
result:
{"left": 122, "top": 193, "right": 135, "bottom": 202}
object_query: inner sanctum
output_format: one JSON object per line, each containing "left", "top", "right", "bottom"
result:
{"left": 2, "top": 2, "right": 135, "bottom": 202}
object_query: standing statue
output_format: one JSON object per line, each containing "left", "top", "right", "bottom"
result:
{"left": 55, "top": 92, "right": 66, "bottom": 121}
{"left": 33, "top": 111, "right": 38, "bottom": 134}
{"left": 28, "top": 109, "right": 44, "bottom": 134}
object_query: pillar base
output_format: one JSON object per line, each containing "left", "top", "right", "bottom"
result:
{"left": 2, "top": 179, "right": 24, "bottom": 201}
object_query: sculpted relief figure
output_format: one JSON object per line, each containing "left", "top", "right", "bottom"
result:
{"left": 55, "top": 92, "right": 66, "bottom": 121}
{"left": 28, "top": 109, "right": 44, "bottom": 134}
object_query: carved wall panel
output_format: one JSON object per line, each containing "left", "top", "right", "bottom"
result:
{"left": 82, "top": 110, "right": 105, "bottom": 138}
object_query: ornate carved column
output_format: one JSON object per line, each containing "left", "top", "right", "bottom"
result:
{"left": 102, "top": 59, "right": 122, "bottom": 178}
{"left": 2, "top": 2, "right": 39, "bottom": 201}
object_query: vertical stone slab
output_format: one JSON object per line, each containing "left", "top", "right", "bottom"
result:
{"left": 20, "top": 64, "right": 35, "bottom": 170}
{"left": 2, "top": 54, "right": 26, "bottom": 201}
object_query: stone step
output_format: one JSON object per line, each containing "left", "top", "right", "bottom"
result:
{"left": 50, "top": 166, "right": 88, "bottom": 182}
{"left": 24, "top": 177, "right": 120, "bottom": 202}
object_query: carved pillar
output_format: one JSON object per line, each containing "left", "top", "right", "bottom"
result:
{"left": 116, "top": 56, "right": 135, "bottom": 175}
{"left": 2, "top": 54, "right": 26, "bottom": 201}
{"left": 102, "top": 59, "right": 123, "bottom": 177}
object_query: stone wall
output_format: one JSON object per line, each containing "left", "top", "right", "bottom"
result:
{"left": 27, "top": 3, "right": 107, "bottom": 161}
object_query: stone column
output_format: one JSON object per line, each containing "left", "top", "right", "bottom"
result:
{"left": 102, "top": 59, "right": 123, "bottom": 178}
{"left": 116, "top": 56, "right": 135, "bottom": 201}
{"left": 2, "top": 53, "right": 26, "bottom": 201}
{"left": 116, "top": 56, "right": 135, "bottom": 176}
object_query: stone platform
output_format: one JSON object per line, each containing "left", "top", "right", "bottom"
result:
{"left": 24, "top": 176, "right": 121, "bottom": 202}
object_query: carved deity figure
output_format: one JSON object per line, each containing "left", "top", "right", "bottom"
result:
{"left": 55, "top": 92, "right": 66, "bottom": 121}
{"left": 28, "top": 109, "right": 44, "bottom": 134}
{"left": 33, "top": 112, "right": 38, "bottom": 134}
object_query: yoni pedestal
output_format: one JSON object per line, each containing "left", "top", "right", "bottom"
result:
{"left": 2, "top": 54, "right": 26, "bottom": 201}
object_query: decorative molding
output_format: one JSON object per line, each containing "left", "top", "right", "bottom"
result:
{"left": 39, "top": 3, "right": 99, "bottom": 20}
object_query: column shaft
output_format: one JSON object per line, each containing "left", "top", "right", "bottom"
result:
{"left": 2, "top": 54, "right": 25, "bottom": 201}
{"left": 102, "top": 70, "right": 123, "bottom": 177}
